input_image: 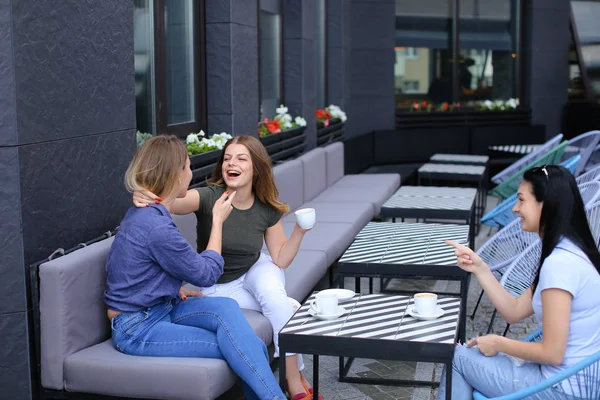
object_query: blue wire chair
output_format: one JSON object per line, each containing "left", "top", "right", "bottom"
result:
{"left": 560, "top": 130, "right": 600, "bottom": 176}
{"left": 577, "top": 164, "right": 600, "bottom": 185}
{"left": 482, "top": 156, "right": 582, "bottom": 229}
{"left": 473, "top": 328, "right": 600, "bottom": 399}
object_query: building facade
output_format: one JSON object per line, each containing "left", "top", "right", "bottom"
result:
{"left": 0, "top": 0, "right": 571, "bottom": 398}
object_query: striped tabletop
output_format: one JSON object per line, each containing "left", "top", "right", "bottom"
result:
{"left": 418, "top": 163, "right": 486, "bottom": 175}
{"left": 341, "top": 222, "right": 468, "bottom": 265}
{"left": 382, "top": 194, "right": 474, "bottom": 211}
{"left": 280, "top": 293, "right": 461, "bottom": 344}
{"left": 488, "top": 144, "right": 540, "bottom": 155}
{"left": 392, "top": 186, "right": 477, "bottom": 198}
{"left": 430, "top": 153, "right": 489, "bottom": 164}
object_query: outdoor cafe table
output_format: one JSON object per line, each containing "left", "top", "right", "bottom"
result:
{"left": 337, "top": 221, "right": 470, "bottom": 342}
{"left": 278, "top": 293, "right": 461, "bottom": 400}
{"left": 380, "top": 186, "right": 477, "bottom": 249}
{"left": 417, "top": 163, "right": 487, "bottom": 226}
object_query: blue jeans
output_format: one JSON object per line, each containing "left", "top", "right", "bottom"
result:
{"left": 437, "top": 345, "right": 544, "bottom": 400}
{"left": 111, "top": 296, "right": 285, "bottom": 400}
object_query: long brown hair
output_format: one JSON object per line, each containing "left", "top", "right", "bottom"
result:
{"left": 210, "top": 136, "right": 289, "bottom": 214}
{"left": 125, "top": 135, "right": 187, "bottom": 202}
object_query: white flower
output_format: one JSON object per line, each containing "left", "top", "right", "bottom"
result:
{"left": 294, "top": 116, "right": 307, "bottom": 127}
{"left": 327, "top": 104, "right": 347, "bottom": 122}
{"left": 276, "top": 104, "right": 288, "bottom": 115}
{"left": 483, "top": 100, "right": 493, "bottom": 109}
{"left": 283, "top": 121, "right": 292, "bottom": 129}
{"left": 186, "top": 134, "right": 199, "bottom": 144}
{"left": 505, "top": 98, "right": 517, "bottom": 109}
{"left": 198, "top": 130, "right": 206, "bottom": 137}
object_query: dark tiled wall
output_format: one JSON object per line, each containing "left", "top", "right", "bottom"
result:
{"left": 0, "top": 1, "right": 135, "bottom": 398}
{"left": 206, "top": 0, "right": 259, "bottom": 135}
{"left": 284, "top": 0, "right": 318, "bottom": 149}
{"left": 346, "top": 0, "right": 396, "bottom": 138}
{"left": 524, "top": 0, "right": 570, "bottom": 139}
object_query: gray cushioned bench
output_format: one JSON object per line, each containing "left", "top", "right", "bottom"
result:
{"left": 37, "top": 141, "right": 399, "bottom": 400}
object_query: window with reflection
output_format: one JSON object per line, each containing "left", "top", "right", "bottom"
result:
{"left": 458, "top": 0, "right": 520, "bottom": 102}
{"left": 394, "top": 0, "right": 454, "bottom": 106}
{"left": 316, "top": 0, "right": 327, "bottom": 108}
{"left": 134, "top": 0, "right": 156, "bottom": 134}
{"left": 571, "top": 0, "right": 600, "bottom": 98}
{"left": 133, "top": 0, "right": 206, "bottom": 137}
{"left": 260, "top": 0, "right": 283, "bottom": 119}
{"left": 394, "top": 0, "right": 521, "bottom": 107}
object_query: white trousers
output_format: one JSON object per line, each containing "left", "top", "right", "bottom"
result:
{"left": 199, "top": 253, "right": 304, "bottom": 370}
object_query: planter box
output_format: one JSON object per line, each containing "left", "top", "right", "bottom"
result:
{"left": 317, "top": 118, "right": 344, "bottom": 146}
{"left": 395, "top": 108, "right": 531, "bottom": 128}
{"left": 260, "top": 126, "right": 307, "bottom": 163}
{"left": 189, "top": 150, "right": 220, "bottom": 188}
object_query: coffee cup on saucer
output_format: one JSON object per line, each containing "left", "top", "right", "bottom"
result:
{"left": 310, "top": 291, "right": 338, "bottom": 315}
{"left": 413, "top": 292, "right": 438, "bottom": 316}
{"left": 295, "top": 208, "right": 316, "bottom": 230}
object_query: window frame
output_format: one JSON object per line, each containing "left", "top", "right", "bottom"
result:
{"left": 153, "top": 0, "right": 207, "bottom": 138}
{"left": 258, "top": 0, "right": 285, "bottom": 119}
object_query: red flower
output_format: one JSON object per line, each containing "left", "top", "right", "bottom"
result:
{"left": 422, "top": 101, "right": 428, "bottom": 107}
{"left": 443, "top": 102, "right": 449, "bottom": 111}
{"left": 325, "top": 112, "right": 332, "bottom": 119}
{"left": 413, "top": 103, "right": 420, "bottom": 110}
{"left": 456, "top": 102, "right": 461, "bottom": 108}
{"left": 266, "top": 123, "right": 278, "bottom": 133}
{"left": 316, "top": 109, "right": 326, "bottom": 119}
{"left": 272, "top": 119, "right": 280, "bottom": 129}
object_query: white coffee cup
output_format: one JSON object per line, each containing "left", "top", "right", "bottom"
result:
{"left": 295, "top": 208, "right": 316, "bottom": 229}
{"left": 413, "top": 292, "right": 438, "bottom": 316}
{"left": 310, "top": 292, "right": 338, "bottom": 315}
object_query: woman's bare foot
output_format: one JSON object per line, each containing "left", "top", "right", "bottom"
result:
{"left": 286, "top": 356, "right": 307, "bottom": 398}
{"left": 300, "top": 371, "right": 324, "bottom": 399}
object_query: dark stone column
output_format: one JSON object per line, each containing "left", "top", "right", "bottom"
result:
{"left": 0, "top": 0, "right": 136, "bottom": 398}
{"left": 283, "top": 0, "right": 318, "bottom": 149}
{"left": 346, "top": 0, "right": 396, "bottom": 138}
{"left": 206, "top": 0, "right": 260, "bottom": 136}
{"left": 524, "top": 0, "right": 570, "bottom": 138}
{"left": 326, "top": 0, "right": 352, "bottom": 112}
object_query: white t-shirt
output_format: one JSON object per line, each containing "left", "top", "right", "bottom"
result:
{"left": 532, "top": 238, "right": 600, "bottom": 394}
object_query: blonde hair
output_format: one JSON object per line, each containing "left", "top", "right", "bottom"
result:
{"left": 210, "top": 136, "right": 290, "bottom": 214}
{"left": 125, "top": 135, "right": 188, "bottom": 202}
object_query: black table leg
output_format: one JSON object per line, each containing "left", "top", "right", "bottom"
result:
{"left": 355, "top": 277, "right": 361, "bottom": 293}
{"left": 445, "top": 360, "right": 453, "bottom": 400}
{"left": 459, "top": 276, "right": 468, "bottom": 342}
{"left": 279, "top": 348, "right": 286, "bottom": 394}
{"left": 313, "top": 354, "right": 319, "bottom": 400}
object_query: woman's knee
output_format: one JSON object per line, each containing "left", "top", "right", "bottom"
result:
{"left": 203, "top": 296, "right": 243, "bottom": 315}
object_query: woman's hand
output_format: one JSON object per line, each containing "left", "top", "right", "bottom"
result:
{"left": 133, "top": 190, "right": 161, "bottom": 208}
{"left": 467, "top": 335, "right": 502, "bottom": 357}
{"left": 445, "top": 240, "right": 487, "bottom": 275}
{"left": 179, "top": 287, "right": 204, "bottom": 301}
{"left": 212, "top": 191, "right": 236, "bottom": 224}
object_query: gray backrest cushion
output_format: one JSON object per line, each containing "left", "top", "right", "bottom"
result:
{"left": 172, "top": 213, "right": 197, "bottom": 250}
{"left": 39, "top": 237, "right": 114, "bottom": 390}
{"left": 324, "top": 142, "right": 344, "bottom": 187}
{"left": 273, "top": 158, "right": 304, "bottom": 211}
{"left": 298, "top": 148, "right": 327, "bottom": 202}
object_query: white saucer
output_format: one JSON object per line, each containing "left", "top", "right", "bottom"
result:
{"left": 407, "top": 306, "right": 445, "bottom": 321}
{"left": 318, "top": 289, "right": 356, "bottom": 301}
{"left": 308, "top": 305, "right": 347, "bottom": 320}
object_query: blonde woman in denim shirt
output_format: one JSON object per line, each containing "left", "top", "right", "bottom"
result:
{"left": 104, "top": 136, "right": 285, "bottom": 400}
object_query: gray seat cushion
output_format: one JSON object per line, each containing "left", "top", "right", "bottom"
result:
{"left": 283, "top": 201, "right": 373, "bottom": 233}
{"left": 281, "top": 222, "right": 357, "bottom": 266}
{"left": 296, "top": 148, "right": 327, "bottom": 202}
{"left": 333, "top": 174, "right": 400, "bottom": 197}
{"left": 273, "top": 158, "right": 304, "bottom": 211}
{"left": 312, "top": 178, "right": 399, "bottom": 215}
{"left": 283, "top": 250, "right": 328, "bottom": 301}
{"left": 63, "top": 309, "right": 271, "bottom": 400}
{"left": 323, "top": 142, "right": 344, "bottom": 187}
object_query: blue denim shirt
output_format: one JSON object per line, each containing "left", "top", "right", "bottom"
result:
{"left": 104, "top": 204, "right": 224, "bottom": 312}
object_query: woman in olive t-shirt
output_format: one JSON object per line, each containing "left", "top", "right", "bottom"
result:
{"left": 134, "top": 136, "right": 319, "bottom": 400}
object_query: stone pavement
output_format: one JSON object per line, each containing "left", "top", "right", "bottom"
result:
{"left": 220, "top": 197, "right": 540, "bottom": 399}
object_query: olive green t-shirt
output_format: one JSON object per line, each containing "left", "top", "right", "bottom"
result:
{"left": 194, "top": 186, "right": 283, "bottom": 283}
